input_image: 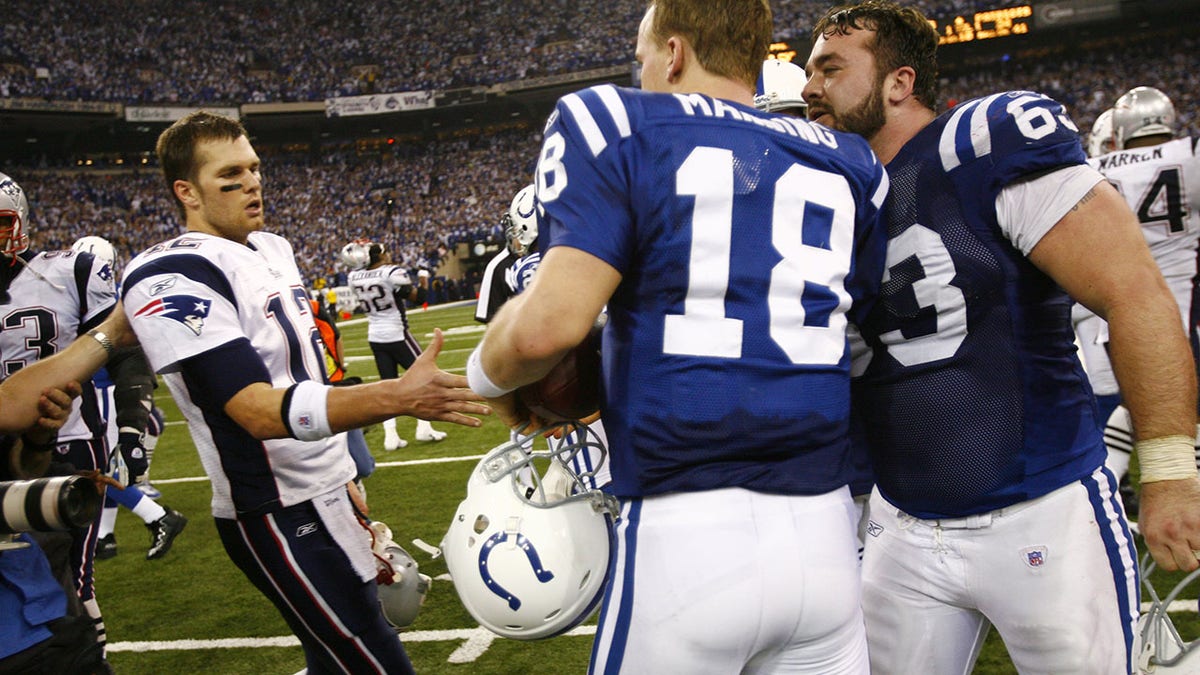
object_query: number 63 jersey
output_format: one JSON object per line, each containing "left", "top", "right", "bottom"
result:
{"left": 123, "top": 232, "right": 354, "bottom": 519}
{"left": 853, "top": 91, "right": 1107, "bottom": 519}
{"left": 535, "top": 84, "right": 889, "bottom": 498}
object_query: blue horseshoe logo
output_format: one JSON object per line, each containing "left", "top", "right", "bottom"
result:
{"left": 479, "top": 531, "right": 555, "bottom": 610}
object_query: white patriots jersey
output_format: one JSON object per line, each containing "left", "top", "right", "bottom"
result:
{"left": 1087, "top": 136, "right": 1200, "bottom": 326}
{"left": 348, "top": 265, "right": 412, "bottom": 342}
{"left": 0, "top": 250, "right": 115, "bottom": 442}
{"left": 122, "top": 232, "right": 354, "bottom": 519}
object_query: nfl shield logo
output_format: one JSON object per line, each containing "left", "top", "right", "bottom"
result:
{"left": 1022, "top": 546, "right": 1047, "bottom": 568}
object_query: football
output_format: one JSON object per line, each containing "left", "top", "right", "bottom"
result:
{"left": 516, "top": 326, "right": 603, "bottom": 422}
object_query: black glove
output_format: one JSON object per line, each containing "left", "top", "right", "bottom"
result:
{"left": 117, "top": 431, "right": 149, "bottom": 482}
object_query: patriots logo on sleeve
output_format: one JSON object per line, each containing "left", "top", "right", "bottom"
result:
{"left": 96, "top": 263, "right": 114, "bottom": 283}
{"left": 134, "top": 294, "right": 213, "bottom": 336}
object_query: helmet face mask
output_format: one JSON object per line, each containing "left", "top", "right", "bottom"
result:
{"left": 442, "top": 424, "right": 617, "bottom": 640}
{"left": 505, "top": 184, "right": 538, "bottom": 257}
{"left": 369, "top": 521, "right": 431, "bottom": 630}
{"left": 1112, "top": 86, "right": 1175, "bottom": 149}
{"left": 0, "top": 173, "right": 30, "bottom": 259}
{"left": 1136, "top": 556, "right": 1200, "bottom": 672}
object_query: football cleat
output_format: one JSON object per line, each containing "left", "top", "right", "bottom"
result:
{"left": 95, "top": 534, "right": 118, "bottom": 560}
{"left": 384, "top": 432, "right": 407, "bottom": 451}
{"left": 415, "top": 424, "right": 446, "bottom": 442}
{"left": 146, "top": 507, "right": 187, "bottom": 560}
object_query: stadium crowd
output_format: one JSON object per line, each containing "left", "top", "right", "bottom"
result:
{"left": 21, "top": 127, "right": 536, "bottom": 295}
{"left": 6, "top": 0, "right": 1063, "bottom": 104}
{"left": 6, "top": 4, "right": 1199, "bottom": 302}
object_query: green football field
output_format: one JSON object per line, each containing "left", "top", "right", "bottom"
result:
{"left": 93, "top": 302, "right": 1193, "bottom": 674}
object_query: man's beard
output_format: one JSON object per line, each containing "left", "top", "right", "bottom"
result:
{"left": 835, "top": 82, "right": 886, "bottom": 140}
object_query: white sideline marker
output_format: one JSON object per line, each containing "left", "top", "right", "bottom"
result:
{"left": 108, "top": 625, "right": 599, "bottom": 662}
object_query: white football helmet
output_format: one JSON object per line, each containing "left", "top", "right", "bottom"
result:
{"left": 442, "top": 425, "right": 617, "bottom": 640}
{"left": 1135, "top": 556, "right": 1200, "bottom": 673}
{"left": 339, "top": 239, "right": 371, "bottom": 270}
{"left": 0, "top": 173, "right": 30, "bottom": 258}
{"left": 755, "top": 59, "right": 808, "bottom": 115}
{"left": 72, "top": 235, "right": 117, "bottom": 268}
{"left": 505, "top": 184, "right": 537, "bottom": 256}
{"left": 1113, "top": 86, "right": 1176, "bottom": 149}
{"left": 368, "top": 521, "right": 431, "bottom": 630}
{"left": 1088, "top": 109, "right": 1116, "bottom": 158}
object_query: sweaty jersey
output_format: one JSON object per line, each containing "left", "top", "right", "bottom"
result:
{"left": 123, "top": 232, "right": 354, "bottom": 519}
{"left": 854, "top": 91, "right": 1106, "bottom": 519}
{"left": 1087, "top": 137, "right": 1200, "bottom": 327}
{"left": 536, "top": 84, "right": 889, "bottom": 498}
{"left": 0, "top": 250, "right": 113, "bottom": 442}
{"left": 348, "top": 265, "right": 413, "bottom": 343}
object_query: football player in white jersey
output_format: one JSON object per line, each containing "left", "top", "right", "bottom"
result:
{"left": 344, "top": 240, "right": 446, "bottom": 449}
{"left": 0, "top": 173, "right": 163, "bottom": 654}
{"left": 71, "top": 235, "right": 187, "bottom": 562}
{"left": 804, "top": 5, "right": 1200, "bottom": 673}
{"left": 1077, "top": 87, "right": 1200, "bottom": 509}
{"left": 121, "top": 112, "right": 487, "bottom": 674}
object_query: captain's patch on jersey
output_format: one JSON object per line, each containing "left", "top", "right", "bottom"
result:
{"left": 134, "top": 294, "right": 213, "bottom": 336}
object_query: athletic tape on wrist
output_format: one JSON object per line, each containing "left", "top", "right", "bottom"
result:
{"left": 466, "top": 346, "right": 513, "bottom": 399}
{"left": 1137, "top": 435, "right": 1198, "bottom": 483}
{"left": 282, "top": 380, "right": 333, "bottom": 441}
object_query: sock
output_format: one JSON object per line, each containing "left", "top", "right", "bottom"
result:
{"left": 82, "top": 596, "right": 106, "bottom": 651}
{"left": 98, "top": 504, "right": 118, "bottom": 539}
{"left": 416, "top": 419, "right": 435, "bottom": 435}
{"left": 132, "top": 498, "right": 167, "bottom": 524}
{"left": 383, "top": 418, "right": 398, "bottom": 436}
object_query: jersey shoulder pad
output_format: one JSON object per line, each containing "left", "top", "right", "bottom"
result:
{"left": 546, "top": 83, "right": 638, "bottom": 159}
{"left": 936, "top": 91, "right": 1084, "bottom": 175}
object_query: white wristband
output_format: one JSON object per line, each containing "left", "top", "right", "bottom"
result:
{"left": 467, "top": 346, "right": 513, "bottom": 399}
{"left": 283, "top": 381, "right": 333, "bottom": 441}
{"left": 1136, "top": 435, "right": 1198, "bottom": 483}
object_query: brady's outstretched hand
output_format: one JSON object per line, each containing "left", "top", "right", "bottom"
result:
{"left": 394, "top": 329, "right": 490, "bottom": 426}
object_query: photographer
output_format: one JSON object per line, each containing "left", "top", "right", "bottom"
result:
{"left": 1, "top": 385, "right": 107, "bottom": 674}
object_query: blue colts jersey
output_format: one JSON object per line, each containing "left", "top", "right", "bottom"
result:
{"left": 535, "top": 84, "right": 889, "bottom": 498}
{"left": 854, "top": 92, "right": 1107, "bottom": 518}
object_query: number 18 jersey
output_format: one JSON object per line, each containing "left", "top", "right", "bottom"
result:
{"left": 535, "top": 84, "right": 889, "bottom": 498}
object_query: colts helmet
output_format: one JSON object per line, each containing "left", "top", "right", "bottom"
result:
{"left": 1112, "top": 86, "right": 1175, "bottom": 149}
{"left": 368, "top": 521, "right": 431, "bottom": 630}
{"left": 505, "top": 184, "right": 538, "bottom": 256}
{"left": 755, "top": 59, "right": 808, "bottom": 115}
{"left": 1135, "top": 556, "right": 1200, "bottom": 673}
{"left": 72, "top": 235, "right": 117, "bottom": 268}
{"left": 0, "top": 173, "right": 30, "bottom": 258}
{"left": 441, "top": 425, "right": 617, "bottom": 640}
{"left": 339, "top": 239, "right": 372, "bottom": 270}
{"left": 1088, "top": 109, "right": 1116, "bottom": 158}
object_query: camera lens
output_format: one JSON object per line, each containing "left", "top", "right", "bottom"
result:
{"left": 0, "top": 476, "right": 101, "bottom": 534}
